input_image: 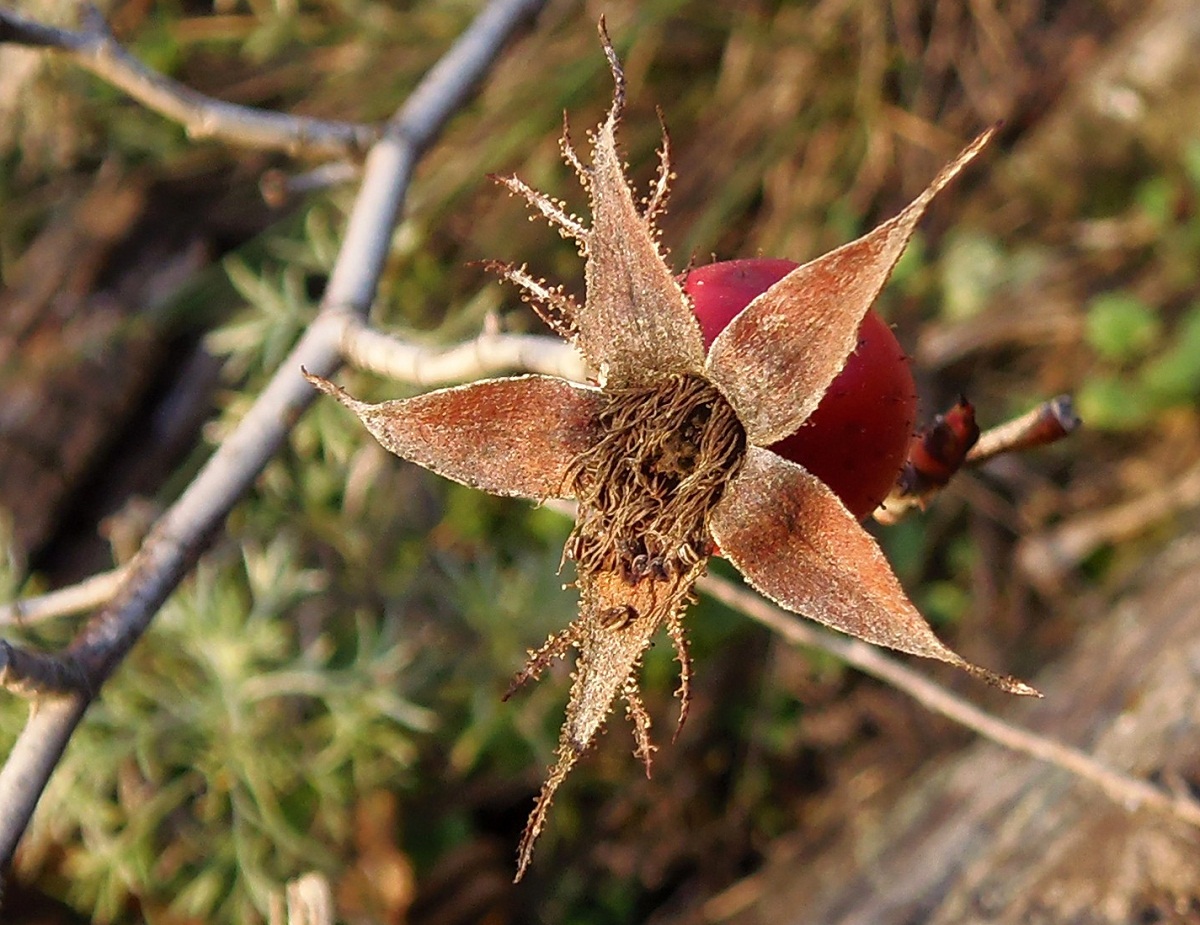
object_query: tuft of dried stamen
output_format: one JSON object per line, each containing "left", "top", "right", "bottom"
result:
{"left": 566, "top": 373, "right": 746, "bottom": 584}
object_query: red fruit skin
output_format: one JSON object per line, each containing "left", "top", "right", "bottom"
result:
{"left": 683, "top": 258, "right": 918, "bottom": 520}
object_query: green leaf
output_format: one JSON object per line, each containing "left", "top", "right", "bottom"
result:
{"left": 1076, "top": 375, "right": 1153, "bottom": 430}
{"left": 1085, "top": 292, "right": 1162, "bottom": 362}
{"left": 1134, "top": 175, "right": 1175, "bottom": 229}
{"left": 939, "top": 230, "right": 1007, "bottom": 321}
{"left": 921, "top": 581, "right": 971, "bottom": 627}
{"left": 1140, "top": 306, "right": 1200, "bottom": 403}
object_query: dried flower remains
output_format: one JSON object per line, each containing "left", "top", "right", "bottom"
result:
{"left": 306, "top": 21, "right": 1038, "bottom": 882}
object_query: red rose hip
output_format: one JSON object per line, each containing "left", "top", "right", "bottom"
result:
{"left": 683, "top": 258, "right": 917, "bottom": 519}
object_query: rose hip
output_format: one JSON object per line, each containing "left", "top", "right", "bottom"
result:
{"left": 683, "top": 258, "right": 917, "bottom": 519}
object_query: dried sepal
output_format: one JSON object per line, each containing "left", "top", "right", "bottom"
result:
{"left": 492, "top": 172, "right": 591, "bottom": 250}
{"left": 572, "top": 19, "right": 705, "bottom": 386}
{"left": 560, "top": 113, "right": 590, "bottom": 191}
{"left": 706, "top": 127, "right": 998, "bottom": 446}
{"left": 517, "top": 736, "right": 579, "bottom": 881}
{"left": 563, "top": 571, "right": 675, "bottom": 766}
{"left": 513, "top": 578, "right": 663, "bottom": 881}
{"left": 304, "top": 372, "right": 602, "bottom": 501}
{"left": 709, "top": 447, "right": 1039, "bottom": 696}
{"left": 642, "top": 109, "right": 673, "bottom": 231}
{"left": 513, "top": 557, "right": 703, "bottom": 880}
{"left": 664, "top": 607, "right": 692, "bottom": 741}
{"left": 504, "top": 621, "right": 577, "bottom": 701}
{"left": 622, "top": 674, "right": 655, "bottom": 773}
{"left": 481, "top": 260, "right": 582, "bottom": 344}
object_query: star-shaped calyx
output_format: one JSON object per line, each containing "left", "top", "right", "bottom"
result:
{"left": 306, "top": 20, "right": 1037, "bottom": 882}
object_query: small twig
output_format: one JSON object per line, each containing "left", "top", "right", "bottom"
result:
{"left": 0, "top": 641, "right": 90, "bottom": 698}
{"left": 341, "top": 315, "right": 586, "bottom": 385}
{"left": 0, "top": 568, "right": 126, "bottom": 628}
{"left": 966, "top": 394, "right": 1081, "bottom": 465}
{"left": 260, "top": 162, "right": 362, "bottom": 207}
{"left": 1017, "top": 461, "right": 1200, "bottom": 591}
{"left": 0, "top": 4, "right": 379, "bottom": 159}
{"left": 700, "top": 572, "right": 1200, "bottom": 832}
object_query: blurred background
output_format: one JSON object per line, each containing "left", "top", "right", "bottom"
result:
{"left": 3, "top": 0, "right": 1200, "bottom": 921}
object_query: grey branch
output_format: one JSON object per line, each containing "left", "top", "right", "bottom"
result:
{"left": 0, "top": 4, "right": 378, "bottom": 159}
{"left": 341, "top": 315, "right": 586, "bottom": 385}
{"left": 0, "top": 0, "right": 545, "bottom": 877}
{"left": 701, "top": 572, "right": 1200, "bottom": 833}
{"left": 0, "top": 567, "right": 126, "bottom": 628}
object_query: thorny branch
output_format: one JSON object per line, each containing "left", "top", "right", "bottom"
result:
{"left": 0, "top": 0, "right": 546, "bottom": 880}
{"left": 700, "top": 573, "right": 1200, "bottom": 833}
{"left": 0, "top": 4, "right": 378, "bottom": 159}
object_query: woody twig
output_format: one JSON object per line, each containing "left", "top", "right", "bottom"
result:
{"left": 340, "top": 314, "right": 585, "bottom": 385}
{"left": 0, "top": 4, "right": 378, "bottom": 159}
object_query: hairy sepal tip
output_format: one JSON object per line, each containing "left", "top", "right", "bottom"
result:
{"left": 302, "top": 369, "right": 347, "bottom": 400}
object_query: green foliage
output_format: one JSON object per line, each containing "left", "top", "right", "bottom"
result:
{"left": 936, "top": 229, "right": 1048, "bottom": 323}
{"left": 208, "top": 208, "right": 335, "bottom": 381}
{"left": 1141, "top": 309, "right": 1200, "bottom": 401}
{"left": 1084, "top": 292, "right": 1162, "bottom": 362}
{"left": 938, "top": 230, "right": 1009, "bottom": 321}
{"left": 1075, "top": 156, "right": 1200, "bottom": 431}
{"left": 1078, "top": 294, "right": 1200, "bottom": 430}
{"left": 1, "top": 536, "right": 431, "bottom": 922}
{"left": 881, "top": 516, "right": 975, "bottom": 628}
{"left": 1076, "top": 374, "right": 1152, "bottom": 431}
